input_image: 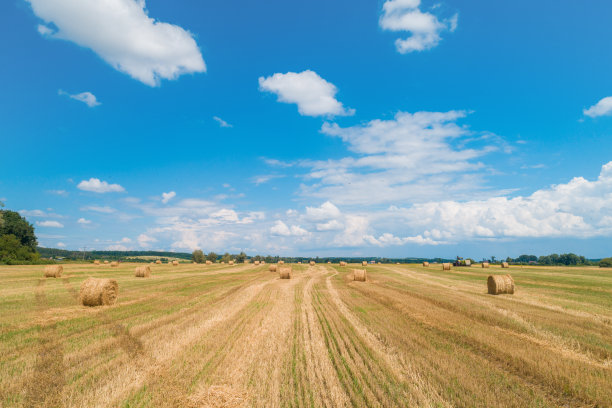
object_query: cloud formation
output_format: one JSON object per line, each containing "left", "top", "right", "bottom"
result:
{"left": 29, "top": 0, "right": 206, "bottom": 86}
{"left": 161, "top": 191, "right": 176, "bottom": 204}
{"left": 213, "top": 116, "right": 233, "bottom": 128}
{"left": 37, "top": 220, "right": 64, "bottom": 228}
{"left": 584, "top": 97, "right": 612, "bottom": 118}
{"left": 380, "top": 0, "right": 458, "bottom": 53}
{"left": 58, "top": 90, "right": 101, "bottom": 107}
{"left": 259, "top": 70, "right": 354, "bottom": 117}
{"left": 78, "top": 178, "right": 125, "bottom": 193}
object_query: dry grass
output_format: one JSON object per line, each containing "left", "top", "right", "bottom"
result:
{"left": 0, "top": 262, "right": 611, "bottom": 407}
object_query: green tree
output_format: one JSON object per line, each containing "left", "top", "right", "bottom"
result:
{"left": 599, "top": 258, "right": 612, "bottom": 268}
{"left": 206, "top": 252, "right": 218, "bottom": 262}
{"left": 0, "top": 234, "right": 39, "bottom": 264}
{"left": 221, "top": 252, "right": 232, "bottom": 263}
{"left": 0, "top": 210, "right": 38, "bottom": 251}
{"left": 236, "top": 251, "right": 247, "bottom": 263}
{"left": 192, "top": 249, "right": 205, "bottom": 263}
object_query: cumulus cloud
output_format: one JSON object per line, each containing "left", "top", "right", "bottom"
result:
{"left": 259, "top": 70, "right": 354, "bottom": 117}
{"left": 161, "top": 191, "right": 176, "bottom": 204}
{"left": 56, "top": 242, "right": 66, "bottom": 248}
{"left": 380, "top": 0, "right": 458, "bottom": 53}
{"left": 137, "top": 233, "right": 157, "bottom": 248}
{"left": 28, "top": 0, "right": 206, "bottom": 86}
{"left": 77, "top": 218, "right": 91, "bottom": 224}
{"left": 270, "top": 220, "right": 310, "bottom": 237}
{"left": 58, "top": 90, "right": 101, "bottom": 107}
{"left": 78, "top": 178, "right": 125, "bottom": 193}
{"left": 19, "top": 209, "right": 48, "bottom": 217}
{"left": 213, "top": 116, "right": 233, "bottom": 128}
{"left": 583, "top": 97, "right": 612, "bottom": 118}
{"left": 37, "top": 220, "right": 64, "bottom": 228}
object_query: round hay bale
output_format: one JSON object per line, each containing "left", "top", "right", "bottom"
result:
{"left": 104, "top": 260, "right": 109, "bottom": 264}
{"left": 94, "top": 260, "right": 100, "bottom": 265}
{"left": 482, "top": 262, "right": 490, "bottom": 268}
{"left": 44, "top": 265, "right": 63, "bottom": 278}
{"left": 279, "top": 267, "right": 292, "bottom": 279}
{"left": 254, "top": 261, "right": 260, "bottom": 265}
{"left": 340, "top": 261, "right": 347, "bottom": 267}
{"left": 261, "top": 261, "right": 266, "bottom": 265}
{"left": 172, "top": 260, "right": 179, "bottom": 266}
{"left": 423, "top": 262, "right": 430, "bottom": 267}
{"left": 353, "top": 269, "right": 367, "bottom": 282}
{"left": 269, "top": 264, "right": 277, "bottom": 272}
{"left": 135, "top": 266, "right": 151, "bottom": 278}
{"left": 309, "top": 261, "right": 315, "bottom": 266}
{"left": 80, "top": 278, "right": 119, "bottom": 306}
{"left": 465, "top": 260, "right": 472, "bottom": 267}
{"left": 362, "top": 261, "right": 368, "bottom": 266}
{"left": 156, "top": 260, "right": 162, "bottom": 265}
{"left": 221, "top": 261, "right": 225, "bottom": 264}
{"left": 229, "top": 261, "right": 235, "bottom": 265}
{"left": 487, "top": 274, "right": 515, "bottom": 295}
{"left": 110, "top": 261, "right": 119, "bottom": 268}
{"left": 442, "top": 263, "right": 451, "bottom": 271}
{"left": 501, "top": 262, "right": 510, "bottom": 268}
{"left": 327, "top": 261, "right": 331, "bottom": 264}
{"left": 298, "top": 261, "right": 302, "bottom": 264}
{"left": 206, "top": 260, "right": 212, "bottom": 265}
{"left": 278, "top": 260, "right": 284, "bottom": 265}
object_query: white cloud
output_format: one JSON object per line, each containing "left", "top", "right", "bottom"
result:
{"left": 161, "top": 191, "right": 176, "bottom": 204}
{"left": 58, "top": 90, "right": 101, "bottom": 107}
{"left": 77, "top": 218, "right": 92, "bottom": 224}
{"left": 583, "top": 97, "right": 612, "bottom": 118}
{"left": 252, "top": 174, "right": 284, "bottom": 185}
{"left": 37, "top": 220, "right": 64, "bottom": 228}
{"left": 270, "top": 220, "right": 310, "bottom": 237}
{"left": 259, "top": 70, "right": 354, "bottom": 117}
{"left": 56, "top": 242, "right": 66, "bottom": 248}
{"left": 77, "top": 178, "right": 125, "bottom": 193}
{"left": 81, "top": 205, "right": 116, "bottom": 213}
{"left": 47, "top": 189, "right": 68, "bottom": 196}
{"left": 28, "top": 0, "right": 206, "bottom": 86}
{"left": 298, "top": 111, "right": 501, "bottom": 205}
{"left": 107, "top": 244, "right": 129, "bottom": 251}
{"left": 137, "top": 234, "right": 157, "bottom": 248}
{"left": 213, "top": 116, "right": 233, "bottom": 128}
{"left": 19, "top": 209, "right": 48, "bottom": 217}
{"left": 380, "top": 0, "right": 458, "bottom": 53}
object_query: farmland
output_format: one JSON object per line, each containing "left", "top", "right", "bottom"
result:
{"left": 0, "top": 262, "right": 611, "bottom": 407}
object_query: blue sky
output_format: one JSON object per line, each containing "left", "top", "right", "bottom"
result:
{"left": 2, "top": 0, "right": 612, "bottom": 259}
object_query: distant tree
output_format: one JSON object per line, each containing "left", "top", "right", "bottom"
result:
{"left": 236, "top": 251, "right": 247, "bottom": 263}
{"left": 192, "top": 249, "right": 205, "bottom": 263}
{"left": 491, "top": 256, "right": 497, "bottom": 263}
{"left": 221, "top": 252, "right": 232, "bottom": 263}
{"left": 599, "top": 258, "right": 612, "bottom": 268}
{"left": 0, "top": 210, "right": 37, "bottom": 251}
{"left": 206, "top": 252, "right": 218, "bottom": 262}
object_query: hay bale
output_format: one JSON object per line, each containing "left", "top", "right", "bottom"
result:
{"left": 110, "top": 261, "right": 119, "bottom": 268}
{"left": 221, "top": 261, "right": 225, "bottom": 264}
{"left": 206, "top": 260, "right": 212, "bottom": 265}
{"left": 487, "top": 275, "right": 515, "bottom": 295}
{"left": 442, "top": 263, "right": 451, "bottom": 271}
{"left": 156, "top": 260, "right": 162, "bottom": 265}
{"left": 278, "top": 260, "right": 284, "bottom": 265}
{"left": 362, "top": 261, "right": 368, "bottom": 266}
{"left": 340, "top": 261, "right": 347, "bottom": 267}
{"left": 229, "top": 261, "right": 235, "bottom": 265}
{"left": 353, "top": 269, "right": 367, "bottom": 282}
{"left": 297, "top": 261, "right": 302, "bottom": 264}
{"left": 501, "top": 262, "right": 510, "bottom": 268}
{"left": 254, "top": 261, "right": 260, "bottom": 265}
{"left": 94, "top": 260, "right": 100, "bottom": 265}
{"left": 279, "top": 267, "right": 292, "bottom": 279}
{"left": 269, "top": 265, "right": 277, "bottom": 272}
{"left": 328, "top": 261, "right": 331, "bottom": 264}
{"left": 44, "top": 265, "right": 63, "bottom": 278}
{"left": 465, "top": 260, "right": 472, "bottom": 266}
{"left": 104, "top": 260, "right": 109, "bottom": 264}
{"left": 172, "top": 260, "right": 179, "bottom": 266}
{"left": 261, "top": 261, "right": 266, "bottom": 265}
{"left": 423, "top": 262, "right": 430, "bottom": 267}
{"left": 80, "top": 278, "right": 119, "bottom": 306}
{"left": 309, "top": 261, "right": 315, "bottom": 266}
{"left": 135, "top": 266, "right": 151, "bottom": 278}
{"left": 482, "top": 262, "right": 490, "bottom": 268}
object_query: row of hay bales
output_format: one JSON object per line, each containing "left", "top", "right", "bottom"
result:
{"left": 422, "top": 261, "right": 510, "bottom": 269}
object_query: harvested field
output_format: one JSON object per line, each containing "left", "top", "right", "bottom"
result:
{"left": 0, "top": 262, "right": 611, "bottom": 407}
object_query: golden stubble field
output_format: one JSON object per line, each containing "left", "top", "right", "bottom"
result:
{"left": 0, "top": 262, "right": 611, "bottom": 407}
